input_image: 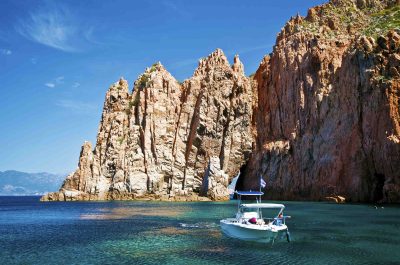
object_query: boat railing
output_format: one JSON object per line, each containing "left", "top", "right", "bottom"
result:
{"left": 263, "top": 216, "right": 291, "bottom": 226}
{"left": 263, "top": 218, "right": 275, "bottom": 223}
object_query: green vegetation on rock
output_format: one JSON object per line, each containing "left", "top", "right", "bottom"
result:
{"left": 138, "top": 74, "right": 150, "bottom": 90}
{"left": 365, "top": 5, "right": 400, "bottom": 38}
{"left": 118, "top": 135, "right": 125, "bottom": 144}
{"left": 132, "top": 90, "right": 141, "bottom": 106}
{"left": 297, "top": 1, "right": 399, "bottom": 40}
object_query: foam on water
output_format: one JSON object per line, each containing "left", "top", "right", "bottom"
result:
{"left": 179, "top": 222, "right": 219, "bottom": 228}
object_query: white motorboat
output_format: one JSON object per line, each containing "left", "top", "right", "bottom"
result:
{"left": 220, "top": 191, "right": 291, "bottom": 243}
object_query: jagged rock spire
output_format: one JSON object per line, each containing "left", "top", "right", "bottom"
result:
{"left": 194, "top": 48, "right": 231, "bottom": 76}
{"left": 232, "top": 54, "right": 244, "bottom": 75}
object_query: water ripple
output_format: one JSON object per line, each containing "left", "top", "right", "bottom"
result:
{"left": 0, "top": 197, "right": 400, "bottom": 265}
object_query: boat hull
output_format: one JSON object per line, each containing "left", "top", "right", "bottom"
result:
{"left": 220, "top": 220, "right": 286, "bottom": 243}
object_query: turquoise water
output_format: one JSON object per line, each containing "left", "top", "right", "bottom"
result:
{"left": 1, "top": 197, "right": 399, "bottom": 265}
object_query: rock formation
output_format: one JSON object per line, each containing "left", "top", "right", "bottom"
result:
{"left": 42, "top": 50, "right": 254, "bottom": 201}
{"left": 200, "top": 156, "right": 230, "bottom": 201}
{"left": 43, "top": 0, "right": 400, "bottom": 203}
{"left": 240, "top": 0, "right": 400, "bottom": 203}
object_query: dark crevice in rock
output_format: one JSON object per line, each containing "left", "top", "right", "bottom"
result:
{"left": 218, "top": 107, "right": 230, "bottom": 170}
{"left": 373, "top": 173, "right": 386, "bottom": 202}
{"left": 183, "top": 90, "right": 204, "bottom": 189}
{"left": 150, "top": 120, "right": 158, "bottom": 164}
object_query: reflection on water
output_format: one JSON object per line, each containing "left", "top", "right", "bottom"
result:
{"left": 0, "top": 196, "right": 400, "bottom": 265}
{"left": 80, "top": 206, "right": 185, "bottom": 220}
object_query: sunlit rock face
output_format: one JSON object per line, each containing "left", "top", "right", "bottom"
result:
{"left": 200, "top": 156, "right": 230, "bottom": 201}
{"left": 42, "top": 0, "right": 400, "bottom": 203}
{"left": 242, "top": 0, "right": 400, "bottom": 203}
{"left": 42, "top": 49, "right": 255, "bottom": 201}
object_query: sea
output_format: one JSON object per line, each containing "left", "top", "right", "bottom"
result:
{"left": 0, "top": 196, "right": 399, "bottom": 265}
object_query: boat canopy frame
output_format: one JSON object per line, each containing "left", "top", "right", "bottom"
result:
{"left": 235, "top": 191, "right": 264, "bottom": 196}
{"left": 235, "top": 191, "right": 264, "bottom": 205}
{"left": 234, "top": 191, "right": 285, "bottom": 219}
{"left": 240, "top": 203, "right": 285, "bottom": 209}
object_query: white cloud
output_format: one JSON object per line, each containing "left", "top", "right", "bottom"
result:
{"left": 44, "top": 76, "right": 65, "bottom": 88}
{"left": 72, "top": 82, "right": 81, "bottom": 88}
{"left": 31, "top": 57, "right": 37, "bottom": 64}
{"left": 16, "top": 5, "right": 94, "bottom": 52}
{"left": 3, "top": 184, "right": 16, "bottom": 192}
{"left": 55, "top": 76, "right": 64, "bottom": 84}
{"left": 56, "top": 100, "right": 97, "bottom": 113}
{"left": 1, "top": 49, "right": 12, "bottom": 55}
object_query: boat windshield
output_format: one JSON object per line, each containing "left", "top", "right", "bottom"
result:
{"left": 241, "top": 207, "right": 258, "bottom": 213}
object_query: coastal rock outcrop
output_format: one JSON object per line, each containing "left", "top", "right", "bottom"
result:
{"left": 42, "top": 50, "right": 254, "bottom": 201}
{"left": 241, "top": 0, "right": 400, "bottom": 203}
{"left": 43, "top": 0, "right": 400, "bottom": 203}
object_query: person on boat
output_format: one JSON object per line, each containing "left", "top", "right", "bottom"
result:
{"left": 275, "top": 213, "right": 283, "bottom": 226}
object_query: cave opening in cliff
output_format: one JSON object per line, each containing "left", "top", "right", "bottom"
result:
{"left": 373, "top": 173, "right": 386, "bottom": 202}
{"left": 233, "top": 162, "right": 249, "bottom": 199}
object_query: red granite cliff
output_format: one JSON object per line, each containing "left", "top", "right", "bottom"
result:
{"left": 241, "top": 0, "right": 400, "bottom": 202}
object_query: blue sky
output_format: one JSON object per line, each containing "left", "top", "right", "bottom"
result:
{"left": 0, "top": 0, "right": 327, "bottom": 174}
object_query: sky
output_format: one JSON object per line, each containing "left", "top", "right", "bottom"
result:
{"left": 0, "top": 0, "right": 327, "bottom": 174}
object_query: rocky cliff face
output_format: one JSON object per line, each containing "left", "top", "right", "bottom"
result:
{"left": 43, "top": 0, "right": 400, "bottom": 203}
{"left": 241, "top": 0, "right": 400, "bottom": 202}
{"left": 42, "top": 49, "right": 254, "bottom": 201}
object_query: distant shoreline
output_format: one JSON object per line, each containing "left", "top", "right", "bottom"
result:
{"left": 1, "top": 195, "right": 399, "bottom": 206}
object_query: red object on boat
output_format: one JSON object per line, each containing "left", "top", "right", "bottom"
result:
{"left": 249, "top": 217, "right": 257, "bottom": 224}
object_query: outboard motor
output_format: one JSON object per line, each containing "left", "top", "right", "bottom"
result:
{"left": 286, "top": 229, "right": 291, "bottom": 242}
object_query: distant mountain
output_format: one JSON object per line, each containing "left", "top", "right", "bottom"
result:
{"left": 0, "top": 170, "right": 66, "bottom": 196}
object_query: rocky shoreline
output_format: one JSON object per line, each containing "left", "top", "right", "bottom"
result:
{"left": 41, "top": 191, "right": 212, "bottom": 202}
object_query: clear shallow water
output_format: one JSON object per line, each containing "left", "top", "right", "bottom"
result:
{"left": 1, "top": 197, "right": 399, "bottom": 265}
